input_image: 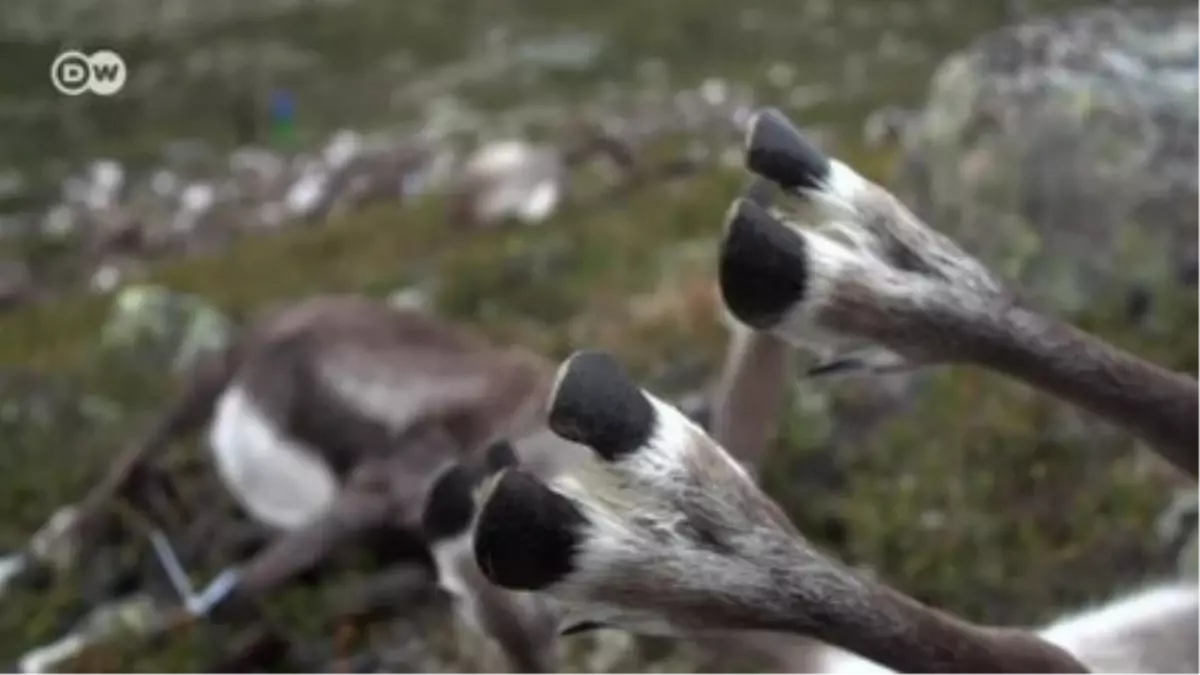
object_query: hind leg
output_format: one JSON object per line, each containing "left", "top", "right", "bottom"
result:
{"left": 152, "top": 460, "right": 398, "bottom": 621}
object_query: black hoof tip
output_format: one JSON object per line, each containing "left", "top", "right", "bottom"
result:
{"left": 473, "top": 470, "right": 585, "bottom": 591}
{"left": 718, "top": 198, "right": 810, "bottom": 330}
{"left": 745, "top": 108, "right": 830, "bottom": 191}
{"left": 547, "top": 350, "right": 655, "bottom": 462}
{"left": 484, "top": 439, "right": 520, "bottom": 475}
{"left": 421, "top": 463, "right": 477, "bottom": 541}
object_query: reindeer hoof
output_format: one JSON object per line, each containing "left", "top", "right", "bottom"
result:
{"left": 484, "top": 439, "right": 519, "bottom": 474}
{"left": 548, "top": 350, "right": 655, "bottom": 462}
{"left": 473, "top": 470, "right": 586, "bottom": 591}
{"left": 718, "top": 198, "right": 810, "bottom": 330}
{"left": 745, "top": 108, "right": 830, "bottom": 191}
{"left": 422, "top": 464, "right": 479, "bottom": 541}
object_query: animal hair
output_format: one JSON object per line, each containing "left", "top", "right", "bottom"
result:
{"left": 18, "top": 291, "right": 794, "bottom": 672}
{"left": 472, "top": 345, "right": 1200, "bottom": 672}
{"left": 720, "top": 107, "right": 1197, "bottom": 477}
{"left": 468, "top": 107, "right": 1198, "bottom": 674}
{"left": 64, "top": 295, "right": 555, "bottom": 538}
{"left": 472, "top": 350, "right": 1090, "bottom": 672}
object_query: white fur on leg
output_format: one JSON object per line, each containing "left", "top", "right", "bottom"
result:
{"left": 208, "top": 386, "right": 339, "bottom": 531}
{"left": 432, "top": 532, "right": 485, "bottom": 633}
{"left": 789, "top": 159, "right": 871, "bottom": 225}
{"left": 823, "top": 160, "right": 870, "bottom": 206}
{"left": 764, "top": 226, "right": 875, "bottom": 358}
{"left": 579, "top": 387, "right": 755, "bottom": 488}
{"left": 778, "top": 219, "right": 856, "bottom": 310}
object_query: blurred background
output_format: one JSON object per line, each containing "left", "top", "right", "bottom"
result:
{"left": 0, "top": 0, "right": 1196, "bottom": 671}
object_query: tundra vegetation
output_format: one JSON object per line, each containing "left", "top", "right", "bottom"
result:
{"left": 0, "top": 0, "right": 1193, "bottom": 670}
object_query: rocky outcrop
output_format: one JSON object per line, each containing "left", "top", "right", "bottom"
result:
{"left": 896, "top": 4, "right": 1198, "bottom": 313}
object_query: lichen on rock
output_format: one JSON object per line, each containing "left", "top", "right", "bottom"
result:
{"left": 897, "top": 4, "right": 1198, "bottom": 313}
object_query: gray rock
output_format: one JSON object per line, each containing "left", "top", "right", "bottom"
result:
{"left": 896, "top": 5, "right": 1198, "bottom": 313}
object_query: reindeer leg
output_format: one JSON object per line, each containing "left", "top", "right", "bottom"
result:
{"left": 710, "top": 322, "right": 796, "bottom": 477}
{"left": 129, "top": 484, "right": 393, "bottom": 671}
{"left": 6, "top": 349, "right": 237, "bottom": 607}
{"left": 152, "top": 472, "right": 395, "bottom": 621}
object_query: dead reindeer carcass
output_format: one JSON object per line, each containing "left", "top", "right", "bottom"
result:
{"left": 5, "top": 295, "right": 583, "bottom": 672}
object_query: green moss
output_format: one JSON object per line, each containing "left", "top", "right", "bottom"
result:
{"left": 848, "top": 372, "right": 1163, "bottom": 620}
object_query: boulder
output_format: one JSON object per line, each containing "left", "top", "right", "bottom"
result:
{"left": 896, "top": 4, "right": 1198, "bottom": 313}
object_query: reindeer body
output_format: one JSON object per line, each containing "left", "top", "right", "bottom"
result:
{"left": 14, "top": 295, "right": 571, "bottom": 672}
{"left": 198, "top": 295, "right": 552, "bottom": 533}
{"left": 190, "top": 297, "right": 572, "bottom": 672}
